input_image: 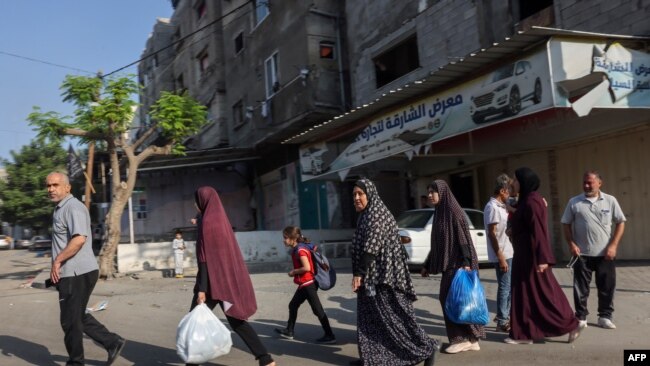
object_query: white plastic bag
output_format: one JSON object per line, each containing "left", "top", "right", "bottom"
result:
{"left": 176, "top": 303, "right": 233, "bottom": 363}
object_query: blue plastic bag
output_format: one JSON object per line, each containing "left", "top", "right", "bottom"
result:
{"left": 444, "top": 269, "right": 489, "bottom": 325}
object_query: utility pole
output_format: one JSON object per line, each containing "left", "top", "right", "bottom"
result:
{"left": 84, "top": 141, "right": 95, "bottom": 209}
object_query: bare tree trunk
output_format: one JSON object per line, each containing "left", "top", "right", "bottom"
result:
{"left": 98, "top": 194, "right": 129, "bottom": 278}
{"left": 84, "top": 142, "right": 95, "bottom": 209}
{"left": 98, "top": 143, "right": 132, "bottom": 278}
{"left": 96, "top": 143, "right": 168, "bottom": 278}
{"left": 98, "top": 171, "right": 134, "bottom": 278}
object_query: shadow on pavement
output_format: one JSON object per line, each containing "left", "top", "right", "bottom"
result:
{"left": 118, "top": 338, "right": 210, "bottom": 366}
{"left": 0, "top": 336, "right": 62, "bottom": 366}
{"left": 0, "top": 269, "right": 44, "bottom": 281}
{"left": 252, "top": 320, "right": 360, "bottom": 365}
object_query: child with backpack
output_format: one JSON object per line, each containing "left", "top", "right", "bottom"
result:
{"left": 274, "top": 226, "right": 336, "bottom": 344}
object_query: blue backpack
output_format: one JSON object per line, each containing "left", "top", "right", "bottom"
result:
{"left": 298, "top": 244, "right": 337, "bottom": 291}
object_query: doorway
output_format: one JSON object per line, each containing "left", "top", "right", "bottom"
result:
{"left": 450, "top": 170, "right": 475, "bottom": 208}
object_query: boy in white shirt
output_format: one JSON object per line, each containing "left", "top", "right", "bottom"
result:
{"left": 172, "top": 231, "right": 186, "bottom": 278}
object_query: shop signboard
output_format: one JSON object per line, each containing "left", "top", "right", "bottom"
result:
{"left": 300, "top": 38, "right": 650, "bottom": 181}
{"left": 553, "top": 40, "right": 650, "bottom": 116}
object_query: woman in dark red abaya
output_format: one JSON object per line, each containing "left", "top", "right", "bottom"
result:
{"left": 187, "top": 186, "right": 276, "bottom": 366}
{"left": 506, "top": 168, "right": 584, "bottom": 345}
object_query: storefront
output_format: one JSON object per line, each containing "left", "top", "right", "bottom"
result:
{"left": 287, "top": 28, "right": 650, "bottom": 260}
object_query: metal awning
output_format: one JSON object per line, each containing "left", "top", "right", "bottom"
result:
{"left": 282, "top": 27, "right": 650, "bottom": 145}
{"left": 136, "top": 147, "right": 259, "bottom": 171}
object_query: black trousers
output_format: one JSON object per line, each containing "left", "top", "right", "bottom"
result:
{"left": 187, "top": 294, "right": 273, "bottom": 366}
{"left": 573, "top": 256, "right": 616, "bottom": 320}
{"left": 287, "top": 283, "right": 333, "bottom": 336}
{"left": 57, "top": 270, "right": 121, "bottom": 366}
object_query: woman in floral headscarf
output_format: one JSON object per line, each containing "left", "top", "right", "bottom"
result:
{"left": 351, "top": 178, "right": 438, "bottom": 366}
{"left": 422, "top": 179, "right": 485, "bottom": 354}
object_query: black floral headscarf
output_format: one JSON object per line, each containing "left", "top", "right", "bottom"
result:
{"left": 352, "top": 178, "right": 415, "bottom": 299}
{"left": 425, "top": 180, "right": 478, "bottom": 274}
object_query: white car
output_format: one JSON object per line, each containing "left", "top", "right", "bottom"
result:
{"left": 396, "top": 208, "right": 488, "bottom": 266}
{"left": 469, "top": 60, "right": 542, "bottom": 124}
{"left": 0, "top": 235, "right": 11, "bottom": 250}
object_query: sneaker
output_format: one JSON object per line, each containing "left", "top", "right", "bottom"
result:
{"left": 578, "top": 320, "right": 588, "bottom": 328}
{"left": 568, "top": 321, "right": 587, "bottom": 343}
{"left": 598, "top": 317, "right": 616, "bottom": 329}
{"left": 106, "top": 337, "right": 126, "bottom": 366}
{"left": 444, "top": 341, "right": 480, "bottom": 353}
{"left": 495, "top": 322, "right": 511, "bottom": 333}
{"left": 274, "top": 328, "right": 294, "bottom": 339}
{"left": 503, "top": 337, "right": 533, "bottom": 345}
{"left": 315, "top": 334, "right": 337, "bottom": 344}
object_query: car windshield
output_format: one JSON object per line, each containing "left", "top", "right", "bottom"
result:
{"left": 396, "top": 210, "right": 434, "bottom": 228}
{"left": 464, "top": 210, "right": 485, "bottom": 230}
{"left": 491, "top": 64, "right": 514, "bottom": 82}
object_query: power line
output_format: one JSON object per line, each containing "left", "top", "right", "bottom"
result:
{"left": 0, "top": 50, "right": 95, "bottom": 75}
{"left": 103, "top": 0, "right": 252, "bottom": 79}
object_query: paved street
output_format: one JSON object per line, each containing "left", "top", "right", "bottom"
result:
{"left": 0, "top": 249, "right": 649, "bottom": 366}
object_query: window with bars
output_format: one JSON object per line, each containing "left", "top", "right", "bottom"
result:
{"left": 234, "top": 32, "right": 244, "bottom": 54}
{"left": 196, "top": 0, "right": 207, "bottom": 20}
{"left": 176, "top": 73, "right": 185, "bottom": 92}
{"left": 373, "top": 35, "right": 420, "bottom": 88}
{"left": 232, "top": 100, "right": 244, "bottom": 128}
{"left": 265, "top": 52, "right": 279, "bottom": 97}
{"left": 320, "top": 41, "right": 335, "bottom": 59}
{"left": 132, "top": 188, "right": 148, "bottom": 220}
{"left": 254, "top": 0, "right": 270, "bottom": 26}
{"left": 198, "top": 49, "right": 210, "bottom": 77}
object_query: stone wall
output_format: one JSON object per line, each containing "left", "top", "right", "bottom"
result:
{"left": 117, "top": 229, "right": 354, "bottom": 273}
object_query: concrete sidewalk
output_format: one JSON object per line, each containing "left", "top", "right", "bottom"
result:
{"left": 1, "top": 249, "right": 649, "bottom": 365}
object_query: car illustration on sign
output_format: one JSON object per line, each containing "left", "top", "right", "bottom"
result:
{"left": 301, "top": 146, "right": 328, "bottom": 176}
{"left": 469, "top": 60, "right": 542, "bottom": 124}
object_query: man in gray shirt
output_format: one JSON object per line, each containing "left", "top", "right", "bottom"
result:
{"left": 561, "top": 171, "right": 626, "bottom": 330}
{"left": 47, "top": 172, "right": 125, "bottom": 365}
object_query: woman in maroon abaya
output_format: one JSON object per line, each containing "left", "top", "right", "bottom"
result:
{"left": 187, "top": 186, "right": 276, "bottom": 366}
{"left": 506, "top": 168, "right": 584, "bottom": 345}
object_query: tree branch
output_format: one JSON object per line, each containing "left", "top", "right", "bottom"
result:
{"left": 132, "top": 123, "right": 160, "bottom": 151}
{"left": 135, "top": 144, "right": 173, "bottom": 165}
{"left": 63, "top": 127, "right": 106, "bottom": 140}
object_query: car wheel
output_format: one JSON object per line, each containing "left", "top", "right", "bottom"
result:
{"left": 507, "top": 87, "right": 521, "bottom": 116}
{"left": 472, "top": 114, "right": 485, "bottom": 124}
{"left": 533, "top": 79, "right": 542, "bottom": 104}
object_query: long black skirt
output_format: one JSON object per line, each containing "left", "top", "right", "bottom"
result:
{"left": 357, "top": 285, "right": 437, "bottom": 365}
